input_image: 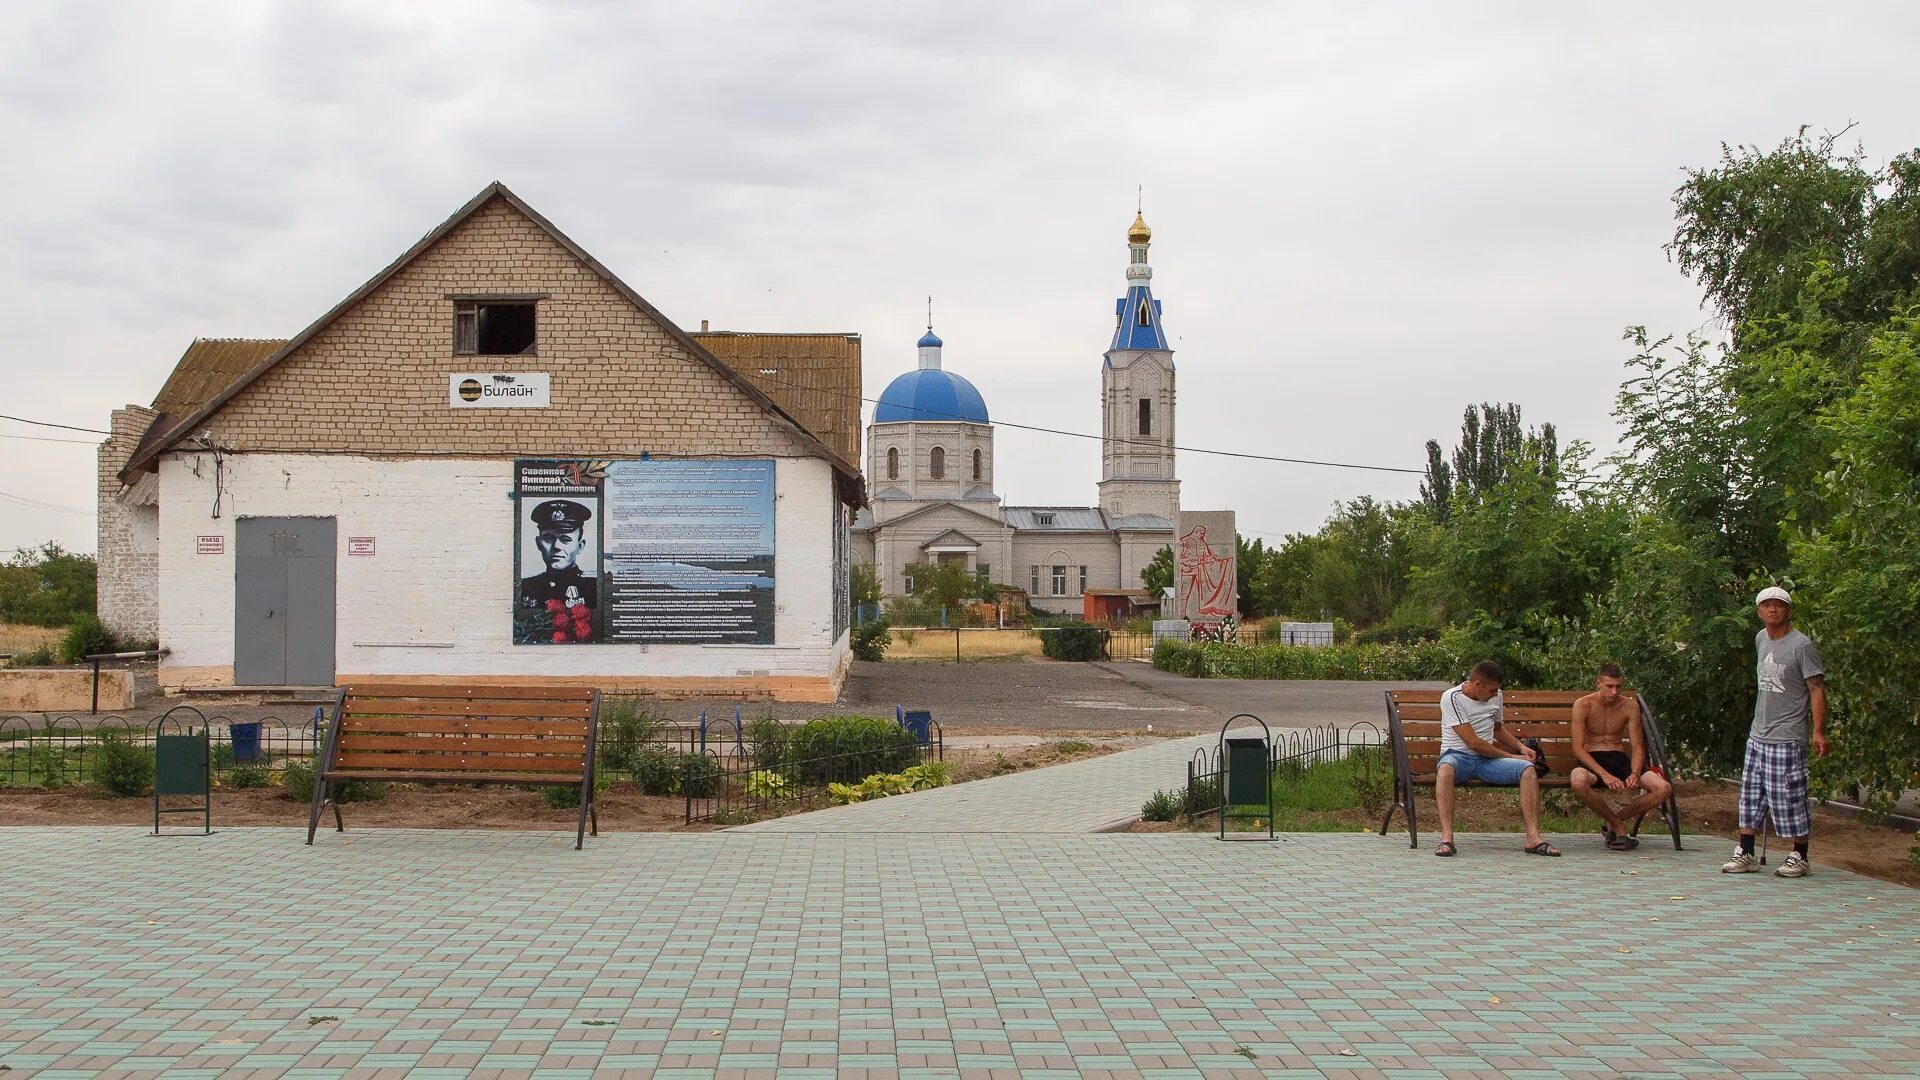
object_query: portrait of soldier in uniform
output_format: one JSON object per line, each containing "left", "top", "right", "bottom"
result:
{"left": 518, "top": 499, "right": 598, "bottom": 611}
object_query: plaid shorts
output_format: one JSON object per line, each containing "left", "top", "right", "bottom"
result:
{"left": 1738, "top": 738, "right": 1810, "bottom": 837}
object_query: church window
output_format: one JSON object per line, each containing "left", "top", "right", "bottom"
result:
{"left": 1131, "top": 248, "right": 1147, "bottom": 264}
{"left": 886, "top": 447, "right": 898, "bottom": 480}
{"left": 977, "top": 563, "right": 990, "bottom": 584}
{"left": 930, "top": 447, "right": 945, "bottom": 479}
{"left": 1079, "top": 565, "right": 1088, "bottom": 595}
{"left": 1036, "top": 512, "right": 1054, "bottom": 526}
{"left": 972, "top": 448, "right": 983, "bottom": 481}
{"left": 1137, "top": 299, "right": 1151, "bottom": 326}
{"left": 1030, "top": 565, "right": 1040, "bottom": 593}
{"left": 1051, "top": 565, "right": 1067, "bottom": 595}
{"left": 1138, "top": 398, "right": 1152, "bottom": 436}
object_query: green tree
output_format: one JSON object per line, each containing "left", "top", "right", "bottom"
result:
{"left": 1140, "top": 545, "right": 1173, "bottom": 596}
{"left": 0, "top": 543, "right": 98, "bottom": 628}
{"left": 849, "top": 563, "right": 882, "bottom": 609}
{"left": 1791, "top": 313, "right": 1920, "bottom": 814}
{"left": 903, "top": 561, "right": 982, "bottom": 613}
{"left": 1235, "top": 535, "right": 1267, "bottom": 617}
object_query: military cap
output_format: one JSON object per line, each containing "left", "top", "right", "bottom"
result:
{"left": 530, "top": 499, "right": 592, "bottom": 530}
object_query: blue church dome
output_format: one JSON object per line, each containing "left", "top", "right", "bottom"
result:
{"left": 874, "top": 368, "right": 990, "bottom": 424}
{"left": 917, "top": 329, "right": 943, "bottom": 348}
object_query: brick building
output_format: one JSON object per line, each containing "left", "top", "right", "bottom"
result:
{"left": 99, "top": 183, "right": 864, "bottom": 701}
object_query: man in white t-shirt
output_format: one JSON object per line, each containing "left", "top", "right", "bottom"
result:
{"left": 1433, "top": 659, "right": 1559, "bottom": 857}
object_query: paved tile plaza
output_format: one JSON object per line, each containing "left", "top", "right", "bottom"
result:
{"left": 3, "top": 826, "right": 1917, "bottom": 1079}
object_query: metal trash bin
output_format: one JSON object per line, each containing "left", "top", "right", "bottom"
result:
{"left": 229, "top": 721, "right": 262, "bottom": 763}
{"left": 899, "top": 708, "right": 934, "bottom": 748}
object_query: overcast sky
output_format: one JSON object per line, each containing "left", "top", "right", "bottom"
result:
{"left": 3, "top": 2, "right": 1917, "bottom": 556}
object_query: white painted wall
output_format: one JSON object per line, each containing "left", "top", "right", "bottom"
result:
{"left": 156, "top": 452, "right": 847, "bottom": 682}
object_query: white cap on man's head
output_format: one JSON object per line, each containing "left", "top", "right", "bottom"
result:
{"left": 1755, "top": 585, "right": 1792, "bottom": 607}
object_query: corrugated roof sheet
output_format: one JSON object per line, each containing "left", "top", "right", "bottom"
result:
{"left": 150, "top": 338, "right": 289, "bottom": 418}
{"left": 1004, "top": 506, "right": 1108, "bottom": 531}
{"left": 695, "top": 332, "right": 862, "bottom": 465}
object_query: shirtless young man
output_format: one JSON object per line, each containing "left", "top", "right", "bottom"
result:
{"left": 1569, "top": 663, "right": 1672, "bottom": 851}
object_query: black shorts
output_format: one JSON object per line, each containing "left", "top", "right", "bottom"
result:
{"left": 1586, "top": 750, "right": 1633, "bottom": 779}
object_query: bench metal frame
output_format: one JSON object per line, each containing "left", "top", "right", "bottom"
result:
{"left": 306, "top": 684, "right": 601, "bottom": 849}
{"left": 1381, "top": 688, "right": 1683, "bottom": 852}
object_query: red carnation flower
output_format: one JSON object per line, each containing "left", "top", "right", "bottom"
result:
{"left": 551, "top": 630, "right": 569, "bottom": 643}
{"left": 546, "top": 599, "right": 565, "bottom": 612}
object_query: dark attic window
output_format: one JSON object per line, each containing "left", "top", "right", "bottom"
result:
{"left": 454, "top": 300, "right": 537, "bottom": 356}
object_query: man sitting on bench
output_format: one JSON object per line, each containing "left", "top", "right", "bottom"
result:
{"left": 1434, "top": 659, "right": 1558, "bottom": 857}
{"left": 1569, "top": 663, "right": 1673, "bottom": 851}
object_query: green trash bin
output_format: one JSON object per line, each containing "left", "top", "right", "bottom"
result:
{"left": 1216, "top": 714, "right": 1277, "bottom": 841}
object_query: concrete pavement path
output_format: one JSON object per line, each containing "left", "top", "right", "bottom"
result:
{"left": 4, "top": 826, "right": 1916, "bottom": 1078}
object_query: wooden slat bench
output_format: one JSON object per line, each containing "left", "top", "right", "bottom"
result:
{"left": 306, "top": 683, "right": 601, "bottom": 849}
{"left": 1381, "top": 688, "right": 1682, "bottom": 851}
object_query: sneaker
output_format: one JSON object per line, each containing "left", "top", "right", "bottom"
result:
{"left": 1774, "top": 852, "right": 1811, "bottom": 878}
{"left": 1721, "top": 848, "right": 1761, "bottom": 873}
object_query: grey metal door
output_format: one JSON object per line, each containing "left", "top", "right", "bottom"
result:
{"left": 234, "top": 517, "right": 336, "bottom": 685}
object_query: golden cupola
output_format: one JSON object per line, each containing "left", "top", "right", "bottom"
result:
{"left": 1128, "top": 211, "right": 1152, "bottom": 244}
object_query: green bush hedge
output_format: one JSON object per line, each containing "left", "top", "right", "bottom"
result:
{"left": 1040, "top": 623, "right": 1106, "bottom": 662}
{"left": 1152, "top": 639, "right": 1463, "bottom": 682}
{"left": 90, "top": 733, "right": 153, "bottom": 796}
{"left": 596, "top": 698, "right": 665, "bottom": 774}
{"left": 784, "top": 715, "right": 919, "bottom": 785}
{"left": 851, "top": 619, "right": 891, "bottom": 661}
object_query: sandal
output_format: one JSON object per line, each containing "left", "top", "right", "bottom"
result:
{"left": 1606, "top": 833, "right": 1634, "bottom": 851}
{"left": 1434, "top": 840, "right": 1457, "bottom": 857}
{"left": 1523, "top": 841, "right": 1562, "bottom": 857}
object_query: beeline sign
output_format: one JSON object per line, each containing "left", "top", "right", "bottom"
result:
{"left": 449, "top": 372, "right": 551, "bottom": 408}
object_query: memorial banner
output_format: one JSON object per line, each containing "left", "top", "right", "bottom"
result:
{"left": 513, "top": 458, "right": 777, "bottom": 646}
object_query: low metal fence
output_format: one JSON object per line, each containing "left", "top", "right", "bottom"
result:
{"left": 0, "top": 709, "right": 324, "bottom": 788}
{"left": 1185, "top": 722, "right": 1386, "bottom": 820}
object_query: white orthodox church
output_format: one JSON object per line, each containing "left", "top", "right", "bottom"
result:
{"left": 851, "top": 211, "right": 1180, "bottom": 616}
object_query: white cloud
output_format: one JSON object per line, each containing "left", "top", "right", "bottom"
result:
{"left": 2, "top": 0, "right": 1915, "bottom": 555}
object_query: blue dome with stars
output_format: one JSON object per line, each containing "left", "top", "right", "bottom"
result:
{"left": 874, "top": 369, "right": 989, "bottom": 425}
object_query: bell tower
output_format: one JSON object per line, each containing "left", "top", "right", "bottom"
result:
{"left": 1097, "top": 207, "right": 1180, "bottom": 521}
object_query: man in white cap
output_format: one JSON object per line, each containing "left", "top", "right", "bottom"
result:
{"left": 1722, "top": 586, "right": 1828, "bottom": 877}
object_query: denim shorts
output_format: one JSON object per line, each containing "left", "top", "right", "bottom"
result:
{"left": 1437, "top": 749, "right": 1532, "bottom": 786}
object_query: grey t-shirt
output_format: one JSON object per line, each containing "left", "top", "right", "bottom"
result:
{"left": 1751, "top": 629, "right": 1823, "bottom": 744}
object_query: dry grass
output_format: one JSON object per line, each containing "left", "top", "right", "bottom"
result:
{"left": 886, "top": 628, "right": 1046, "bottom": 659}
{"left": 0, "top": 624, "right": 61, "bottom": 657}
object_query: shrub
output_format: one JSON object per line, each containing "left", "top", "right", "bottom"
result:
{"left": 597, "top": 698, "right": 664, "bottom": 774}
{"left": 91, "top": 733, "right": 153, "bottom": 797}
{"left": 1153, "top": 640, "right": 1463, "bottom": 682}
{"left": 902, "top": 761, "right": 950, "bottom": 790}
{"left": 26, "top": 744, "right": 74, "bottom": 789}
{"left": 631, "top": 744, "right": 681, "bottom": 796}
{"left": 1184, "top": 775, "right": 1220, "bottom": 817}
{"left": 1140, "top": 789, "right": 1182, "bottom": 822}
{"left": 851, "top": 619, "right": 891, "bottom": 661}
{"left": 12, "top": 644, "right": 56, "bottom": 667}
{"left": 1346, "top": 745, "right": 1394, "bottom": 817}
{"left": 678, "top": 753, "right": 723, "bottom": 798}
{"left": 540, "top": 777, "right": 603, "bottom": 810}
{"left": 744, "top": 768, "right": 796, "bottom": 799}
{"left": 279, "top": 755, "right": 383, "bottom": 803}
{"left": 1040, "top": 623, "right": 1106, "bottom": 662}
{"left": 60, "top": 614, "right": 118, "bottom": 664}
{"left": 1054, "top": 740, "right": 1093, "bottom": 754}
{"left": 784, "top": 715, "right": 919, "bottom": 785}
{"left": 746, "top": 714, "right": 790, "bottom": 771}
{"left": 226, "top": 763, "right": 273, "bottom": 789}
{"left": 211, "top": 742, "right": 237, "bottom": 771}
{"left": 282, "top": 760, "right": 315, "bottom": 799}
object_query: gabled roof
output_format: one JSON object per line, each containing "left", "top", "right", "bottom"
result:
{"left": 921, "top": 528, "right": 981, "bottom": 551}
{"left": 120, "top": 339, "right": 288, "bottom": 473}
{"left": 119, "top": 182, "right": 864, "bottom": 505}
{"left": 1004, "top": 506, "right": 1109, "bottom": 531}
{"left": 872, "top": 499, "right": 1009, "bottom": 533}
{"left": 695, "top": 331, "right": 861, "bottom": 464}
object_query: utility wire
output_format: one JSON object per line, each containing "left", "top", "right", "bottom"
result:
{"left": 0, "top": 414, "right": 111, "bottom": 435}
{"left": 0, "top": 433, "right": 99, "bottom": 445}
{"left": 0, "top": 491, "right": 94, "bottom": 515}
{"left": 734, "top": 366, "right": 1425, "bottom": 475}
